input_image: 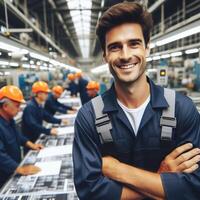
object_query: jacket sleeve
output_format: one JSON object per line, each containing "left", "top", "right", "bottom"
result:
{"left": 23, "top": 106, "right": 51, "bottom": 135}
{"left": 73, "top": 104, "right": 122, "bottom": 200}
{"left": 43, "top": 109, "right": 61, "bottom": 124}
{"left": 161, "top": 96, "right": 200, "bottom": 200}
{"left": 18, "top": 131, "right": 29, "bottom": 146}
{"left": 0, "top": 140, "right": 18, "bottom": 174}
{"left": 56, "top": 101, "right": 73, "bottom": 113}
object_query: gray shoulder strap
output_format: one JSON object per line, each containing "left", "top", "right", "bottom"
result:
{"left": 91, "top": 95, "right": 113, "bottom": 144}
{"left": 160, "top": 88, "right": 177, "bottom": 141}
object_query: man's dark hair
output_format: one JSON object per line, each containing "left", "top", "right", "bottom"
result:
{"left": 96, "top": 1, "right": 153, "bottom": 52}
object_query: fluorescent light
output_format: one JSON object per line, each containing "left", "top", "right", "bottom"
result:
{"left": 22, "top": 64, "right": 30, "bottom": 68}
{"left": 91, "top": 64, "right": 109, "bottom": 74}
{"left": 30, "top": 60, "right": 34, "bottom": 65}
{"left": 36, "top": 61, "right": 41, "bottom": 65}
{"left": 156, "top": 25, "right": 200, "bottom": 46}
{"left": 9, "top": 62, "right": 19, "bottom": 67}
{"left": 4, "top": 72, "right": 10, "bottom": 76}
{"left": 0, "top": 42, "right": 20, "bottom": 52}
{"left": 185, "top": 48, "right": 199, "bottom": 54}
{"left": 40, "top": 66, "right": 48, "bottom": 70}
{"left": 0, "top": 61, "right": 9, "bottom": 65}
{"left": 149, "top": 43, "right": 156, "bottom": 49}
{"left": 152, "top": 56, "right": 161, "bottom": 60}
{"left": 171, "top": 52, "right": 182, "bottom": 57}
{"left": 146, "top": 57, "right": 152, "bottom": 62}
{"left": 161, "top": 54, "right": 170, "bottom": 58}
{"left": 49, "top": 68, "right": 56, "bottom": 71}
{"left": 30, "top": 52, "right": 50, "bottom": 62}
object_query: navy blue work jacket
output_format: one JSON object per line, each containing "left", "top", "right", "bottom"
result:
{"left": 73, "top": 78, "right": 200, "bottom": 200}
{"left": 0, "top": 116, "right": 28, "bottom": 187}
{"left": 22, "top": 97, "right": 61, "bottom": 142}
{"left": 68, "top": 81, "right": 79, "bottom": 96}
{"left": 78, "top": 77, "right": 90, "bottom": 105}
{"left": 44, "top": 93, "right": 72, "bottom": 115}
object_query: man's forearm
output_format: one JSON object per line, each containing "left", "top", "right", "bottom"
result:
{"left": 121, "top": 187, "right": 145, "bottom": 200}
{"left": 114, "top": 163, "right": 165, "bottom": 199}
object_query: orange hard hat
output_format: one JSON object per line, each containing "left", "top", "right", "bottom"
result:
{"left": 67, "top": 73, "right": 75, "bottom": 81}
{"left": 32, "top": 81, "right": 50, "bottom": 94}
{"left": 95, "top": 82, "right": 100, "bottom": 91}
{"left": 75, "top": 71, "right": 82, "bottom": 78}
{"left": 52, "top": 85, "right": 63, "bottom": 95}
{"left": 86, "top": 81, "right": 99, "bottom": 90}
{"left": 0, "top": 85, "right": 25, "bottom": 103}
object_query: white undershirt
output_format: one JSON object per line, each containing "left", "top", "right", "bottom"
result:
{"left": 117, "top": 95, "right": 150, "bottom": 135}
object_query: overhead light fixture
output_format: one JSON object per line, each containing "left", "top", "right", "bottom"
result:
{"left": 152, "top": 55, "right": 161, "bottom": 60}
{"left": 156, "top": 25, "right": 200, "bottom": 46}
{"left": 185, "top": 48, "right": 199, "bottom": 54}
{"left": 0, "top": 42, "right": 20, "bottom": 52}
{"left": 146, "top": 57, "right": 152, "bottom": 62}
{"left": 30, "top": 52, "right": 50, "bottom": 62}
{"left": 171, "top": 52, "right": 182, "bottom": 57}
{"left": 91, "top": 64, "right": 109, "bottom": 74}
{"left": 0, "top": 60, "right": 9, "bottom": 65}
{"left": 9, "top": 62, "right": 19, "bottom": 67}
{"left": 22, "top": 64, "right": 30, "bottom": 68}
{"left": 161, "top": 54, "right": 170, "bottom": 58}
{"left": 68, "top": 0, "right": 92, "bottom": 58}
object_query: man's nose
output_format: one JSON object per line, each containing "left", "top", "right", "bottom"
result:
{"left": 119, "top": 46, "right": 132, "bottom": 61}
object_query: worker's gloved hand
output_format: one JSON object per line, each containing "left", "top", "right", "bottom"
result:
{"left": 61, "top": 119, "right": 69, "bottom": 125}
{"left": 31, "top": 143, "right": 44, "bottom": 151}
{"left": 50, "top": 128, "right": 58, "bottom": 135}
{"left": 16, "top": 165, "right": 41, "bottom": 175}
{"left": 158, "top": 143, "right": 200, "bottom": 173}
{"left": 67, "top": 110, "right": 76, "bottom": 114}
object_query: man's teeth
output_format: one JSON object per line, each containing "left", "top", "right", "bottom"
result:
{"left": 119, "top": 63, "right": 136, "bottom": 69}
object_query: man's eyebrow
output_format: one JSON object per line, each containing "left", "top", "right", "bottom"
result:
{"left": 128, "top": 39, "right": 143, "bottom": 43}
{"left": 107, "top": 42, "right": 121, "bottom": 49}
{"left": 107, "top": 38, "right": 143, "bottom": 49}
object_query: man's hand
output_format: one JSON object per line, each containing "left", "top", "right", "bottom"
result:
{"left": 67, "top": 110, "right": 76, "bottom": 114}
{"left": 158, "top": 143, "right": 200, "bottom": 173}
{"left": 50, "top": 128, "right": 58, "bottom": 135}
{"left": 16, "top": 165, "right": 41, "bottom": 175}
{"left": 102, "top": 156, "right": 121, "bottom": 179}
{"left": 26, "top": 141, "right": 44, "bottom": 151}
{"left": 30, "top": 143, "right": 44, "bottom": 151}
{"left": 61, "top": 119, "right": 69, "bottom": 125}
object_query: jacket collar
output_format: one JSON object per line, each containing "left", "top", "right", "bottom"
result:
{"left": 102, "top": 76, "right": 169, "bottom": 113}
{"left": 0, "top": 115, "right": 15, "bottom": 127}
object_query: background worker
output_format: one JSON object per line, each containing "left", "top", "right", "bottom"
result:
{"left": 22, "top": 81, "right": 68, "bottom": 143}
{"left": 73, "top": 2, "right": 200, "bottom": 200}
{"left": 45, "top": 85, "right": 77, "bottom": 115}
{"left": 0, "top": 86, "right": 43, "bottom": 188}
{"left": 75, "top": 71, "right": 90, "bottom": 105}
{"left": 86, "top": 81, "right": 100, "bottom": 101}
{"left": 67, "top": 73, "right": 79, "bottom": 97}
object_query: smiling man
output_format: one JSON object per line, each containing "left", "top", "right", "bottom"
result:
{"left": 73, "top": 2, "right": 200, "bottom": 200}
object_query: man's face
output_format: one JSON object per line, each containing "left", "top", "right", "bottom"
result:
{"left": 3, "top": 100, "right": 21, "bottom": 118}
{"left": 104, "top": 23, "right": 149, "bottom": 85}
{"left": 53, "top": 92, "right": 61, "bottom": 99}
{"left": 87, "top": 89, "right": 97, "bottom": 97}
{"left": 37, "top": 92, "right": 48, "bottom": 102}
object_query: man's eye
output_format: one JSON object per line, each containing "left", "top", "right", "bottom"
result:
{"left": 109, "top": 46, "right": 120, "bottom": 52}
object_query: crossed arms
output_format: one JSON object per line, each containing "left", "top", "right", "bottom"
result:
{"left": 102, "top": 143, "right": 200, "bottom": 200}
